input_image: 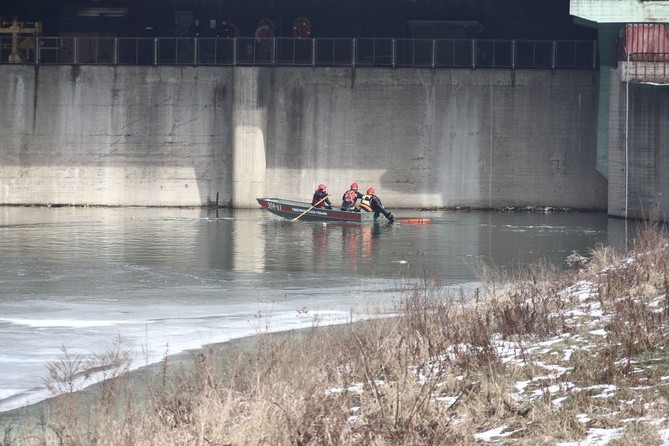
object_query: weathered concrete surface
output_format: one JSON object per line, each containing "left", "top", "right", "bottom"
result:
{"left": 0, "top": 65, "right": 606, "bottom": 209}
{"left": 608, "top": 67, "right": 669, "bottom": 219}
{"left": 260, "top": 68, "right": 604, "bottom": 209}
{"left": 1, "top": 66, "right": 233, "bottom": 207}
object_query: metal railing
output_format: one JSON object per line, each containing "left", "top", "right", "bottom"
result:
{"left": 621, "top": 54, "right": 669, "bottom": 83}
{"left": 0, "top": 36, "right": 598, "bottom": 69}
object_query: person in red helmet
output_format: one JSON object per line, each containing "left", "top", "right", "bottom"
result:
{"left": 341, "top": 182, "right": 363, "bottom": 211}
{"left": 359, "top": 187, "right": 394, "bottom": 223}
{"left": 312, "top": 183, "right": 333, "bottom": 209}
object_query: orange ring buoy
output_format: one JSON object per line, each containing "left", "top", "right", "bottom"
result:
{"left": 292, "top": 17, "right": 312, "bottom": 38}
{"left": 401, "top": 218, "right": 431, "bottom": 225}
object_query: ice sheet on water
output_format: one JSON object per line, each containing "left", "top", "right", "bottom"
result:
{"left": 0, "top": 277, "right": 406, "bottom": 414}
{"left": 0, "top": 318, "right": 134, "bottom": 328}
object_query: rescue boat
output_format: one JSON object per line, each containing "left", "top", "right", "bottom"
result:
{"left": 256, "top": 198, "right": 376, "bottom": 222}
{"left": 257, "top": 198, "right": 432, "bottom": 224}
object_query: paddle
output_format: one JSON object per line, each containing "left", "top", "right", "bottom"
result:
{"left": 292, "top": 196, "right": 328, "bottom": 221}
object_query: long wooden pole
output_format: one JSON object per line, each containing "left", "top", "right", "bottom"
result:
{"left": 292, "top": 196, "right": 327, "bottom": 221}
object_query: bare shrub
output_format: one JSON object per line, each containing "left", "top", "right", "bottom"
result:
{"left": 479, "top": 259, "right": 573, "bottom": 342}
{"left": 584, "top": 223, "right": 669, "bottom": 362}
{"left": 43, "top": 346, "right": 89, "bottom": 396}
{"left": 566, "top": 250, "right": 589, "bottom": 269}
{"left": 587, "top": 244, "right": 623, "bottom": 274}
{"left": 608, "top": 421, "right": 661, "bottom": 445}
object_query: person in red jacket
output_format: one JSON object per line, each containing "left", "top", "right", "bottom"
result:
{"left": 341, "top": 182, "right": 363, "bottom": 211}
{"left": 359, "top": 187, "right": 394, "bottom": 223}
{"left": 312, "top": 184, "right": 333, "bottom": 209}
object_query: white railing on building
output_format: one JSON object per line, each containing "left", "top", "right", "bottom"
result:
{"left": 621, "top": 54, "right": 669, "bottom": 83}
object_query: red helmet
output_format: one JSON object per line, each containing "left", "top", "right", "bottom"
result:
{"left": 350, "top": 183, "right": 359, "bottom": 190}
{"left": 318, "top": 184, "right": 326, "bottom": 190}
{"left": 366, "top": 187, "right": 375, "bottom": 194}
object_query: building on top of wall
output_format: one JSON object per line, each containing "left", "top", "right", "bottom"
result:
{"left": 571, "top": 0, "right": 669, "bottom": 72}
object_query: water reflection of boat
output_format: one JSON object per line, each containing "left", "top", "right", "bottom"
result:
{"left": 257, "top": 198, "right": 376, "bottom": 223}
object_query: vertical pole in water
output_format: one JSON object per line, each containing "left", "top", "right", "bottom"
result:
{"left": 489, "top": 84, "right": 494, "bottom": 209}
{"left": 624, "top": 49, "right": 630, "bottom": 248}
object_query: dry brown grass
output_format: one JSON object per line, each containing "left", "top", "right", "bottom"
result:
{"left": 7, "top": 223, "right": 669, "bottom": 445}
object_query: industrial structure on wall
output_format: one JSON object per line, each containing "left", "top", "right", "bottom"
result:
{"left": 3, "top": 0, "right": 594, "bottom": 41}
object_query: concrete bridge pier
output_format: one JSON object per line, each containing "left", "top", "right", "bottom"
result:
{"left": 571, "top": 0, "right": 669, "bottom": 219}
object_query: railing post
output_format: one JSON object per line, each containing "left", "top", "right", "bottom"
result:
{"left": 194, "top": 38, "right": 198, "bottom": 66}
{"left": 74, "top": 37, "right": 78, "bottom": 64}
{"left": 372, "top": 38, "right": 376, "bottom": 65}
{"left": 392, "top": 38, "right": 396, "bottom": 67}
{"left": 592, "top": 40, "right": 597, "bottom": 70}
{"left": 552, "top": 40, "right": 556, "bottom": 70}
{"left": 512, "top": 39, "right": 516, "bottom": 69}
{"left": 312, "top": 38, "right": 316, "bottom": 67}
{"left": 290, "top": 37, "right": 295, "bottom": 65}
{"left": 352, "top": 38, "right": 356, "bottom": 67}
{"left": 432, "top": 39, "right": 436, "bottom": 68}
{"left": 153, "top": 38, "right": 158, "bottom": 65}
{"left": 35, "top": 37, "right": 40, "bottom": 64}
{"left": 233, "top": 38, "right": 237, "bottom": 66}
{"left": 471, "top": 39, "right": 475, "bottom": 69}
{"left": 114, "top": 37, "right": 118, "bottom": 65}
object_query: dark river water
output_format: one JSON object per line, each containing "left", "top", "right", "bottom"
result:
{"left": 0, "top": 207, "right": 630, "bottom": 413}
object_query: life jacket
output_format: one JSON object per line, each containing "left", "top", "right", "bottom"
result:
{"left": 342, "top": 189, "right": 357, "bottom": 205}
{"left": 312, "top": 190, "right": 328, "bottom": 206}
{"left": 359, "top": 194, "right": 373, "bottom": 212}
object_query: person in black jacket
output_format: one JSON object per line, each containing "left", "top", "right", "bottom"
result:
{"left": 217, "top": 19, "right": 236, "bottom": 38}
{"left": 359, "top": 187, "right": 394, "bottom": 223}
{"left": 187, "top": 18, "right": 203, "bottom": 37}
{"left": 312, "top": 184, "right": 333, "bottom": 209}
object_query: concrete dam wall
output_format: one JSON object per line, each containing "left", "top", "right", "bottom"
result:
{"left": 0, "top": 65, "right": 606, "bottom": 209}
